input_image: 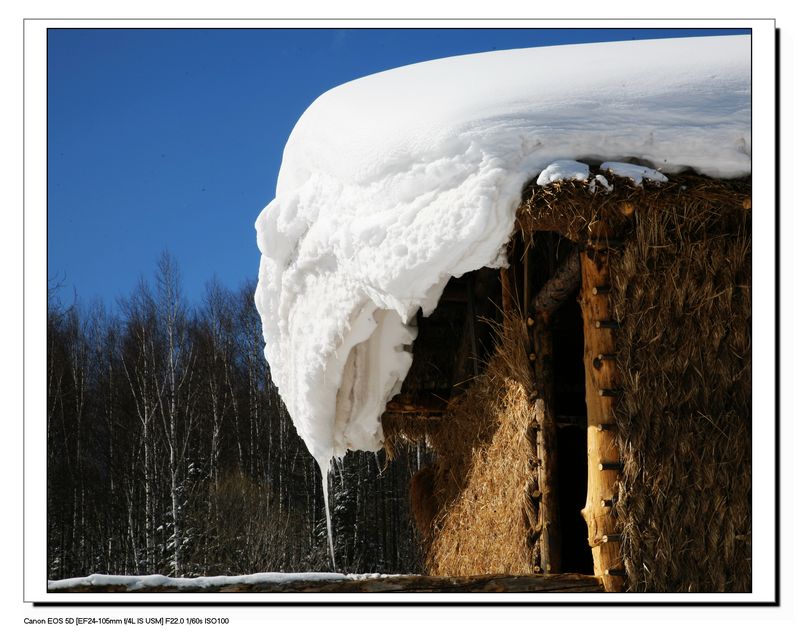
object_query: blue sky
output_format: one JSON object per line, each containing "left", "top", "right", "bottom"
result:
{"left": 47, "top": 27, "right": 749, "bottom": 308}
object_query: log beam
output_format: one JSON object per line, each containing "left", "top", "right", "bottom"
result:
{"left": 500, "top": 267, "right": 515, "bottom": 320}
{"left": 48, "top": 572, "right": 605, "bottom": 593}
{"left": 531, "top": 328, "right": 560, "bottom": 574}
{"left": 579, "top": 242, "right": 625, "bottom": 592}
{"left": 529, "top": 249, "right": 581, "bottom": 317}
{"left": 384, "top": 394, "right": 448, "bottom": 416}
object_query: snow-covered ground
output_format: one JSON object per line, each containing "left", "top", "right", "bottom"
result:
{"left": 48, "top": 572, "right": 386, "bottom": 591}
{"left": 254, "top": 35, "right": 751, "bottom": 479}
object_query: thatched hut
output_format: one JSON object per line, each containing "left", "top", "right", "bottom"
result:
{"left": 253, "top": 35, "right": 752, "bottom": 594}
{"left": 382, "top": 167, "right": 752, "bottom": 593}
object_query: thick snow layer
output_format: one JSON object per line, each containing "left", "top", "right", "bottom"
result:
{"left": 600, "top": 161, "right": 668, "bottom": 185}
{"left": 255, "top": 35, "right": 750, "bottom": 470}
{"left": 537, "top": 160, "right": 591, "bottom": 186}
{"left": 48, "top": 573, "right": 389, "bottom": 591}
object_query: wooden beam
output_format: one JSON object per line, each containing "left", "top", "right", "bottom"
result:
{"left": 500, "top": 267, "right": 515, "bottom": 321}
{"left": 48, "top": 572, "right": 605, "bottom": 593}
{"left": 529, "top": 249, "right": 581, "bottom": 317}
{"left": 384, "top": 394, "right": 448, "bottom": 416}
{"left": 466, "top": 275, "right": 479, "bottom": 377}
{"left": 579, "top": 243, "right": 625, "bottom": 592}
{"left": 531, "top": 326, "right": 561, "bottom": 575}
{"left": 523, "top": 246, "right": 530, "bottom": 314}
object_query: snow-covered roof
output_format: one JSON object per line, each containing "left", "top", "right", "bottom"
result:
{"left": 254, "top": 35, "right": 750, "bottom": 473}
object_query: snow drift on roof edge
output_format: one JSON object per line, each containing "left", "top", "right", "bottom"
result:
{"left": 254, "top": 35, "right": 751, "bottom": 469}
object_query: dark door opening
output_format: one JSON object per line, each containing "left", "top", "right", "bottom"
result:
{"left": 552, "top": 292, "right": 593, "bottom": 575}
{"left": 520, "top": 231, "right": 593, "bottom": 576}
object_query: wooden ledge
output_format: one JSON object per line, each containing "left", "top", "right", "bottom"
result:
{"left": 49, "top": 572, "right": 605, "bottom": 593}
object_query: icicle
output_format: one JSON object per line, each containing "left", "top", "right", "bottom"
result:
{"left": 319, "top": 458, "right": 337, "bottom": 572}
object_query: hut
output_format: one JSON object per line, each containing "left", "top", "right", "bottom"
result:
{"left": 254, "top": 35, "right": 752, "bottom": 594}
{"left": 382, "top": 167, "right": 752, "bottom": 592}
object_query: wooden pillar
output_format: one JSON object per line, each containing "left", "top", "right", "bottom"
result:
{"left": 579, "top": 242, "right": 625, "bottom": 592}
{"left": 531, "top": 318, "right": 561, "bottom": 574}
{"left": 526, "top": 247, "right": 580, "bottom": 575}
{"left": 500, "top": 268, "right": 515, "bottom": 321}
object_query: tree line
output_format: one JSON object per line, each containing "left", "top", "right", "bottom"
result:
{"left": 47, "top": 252, "right": 424, "bottom": 579}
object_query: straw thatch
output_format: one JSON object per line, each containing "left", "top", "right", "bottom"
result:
{"left": 525, "top": 172, "right": 751, "bottom": 591}
{"left": 612, "top": 185, "right": 751, "bottom": 592}
{"left": 386, "top": 312, "right": 541, "bottom": 575}
{"left": 384, "top": 169, "right": 751, "bottom": 591}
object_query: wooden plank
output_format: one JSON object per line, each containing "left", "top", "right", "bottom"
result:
{"left": 579, "top": 244, "right": 625, "bottom": 592}
{"left": 500, "top": 267, "right": 515, "bottom": 321}
{"left": 384, "top": 394, "right": 448, "bottom": 416}
{"left": 49, "top": 572, "right": 605, "bottom": 593}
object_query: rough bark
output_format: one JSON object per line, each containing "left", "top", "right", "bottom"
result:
{"left": 579, "top": 244, "right": 624, "bottom": 592}
{"left": 530, "top": 249, "right": 581, "bottom": 317}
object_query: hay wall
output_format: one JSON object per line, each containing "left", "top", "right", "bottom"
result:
{"left": 609, "top": 177, "right": 752, "bottom": 592}
{"left": 386, "top": 314, "right": 541, "bottom": 576}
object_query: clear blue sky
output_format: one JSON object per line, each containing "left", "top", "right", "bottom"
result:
{"left": 47, "top": 27, "right": 749, "bottom": 308}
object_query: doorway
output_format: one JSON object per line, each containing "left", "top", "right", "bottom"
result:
{"left": 520, "top": 232, "right": 593, "bottom": 575}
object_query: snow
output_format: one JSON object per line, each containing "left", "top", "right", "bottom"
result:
{"left": 600, "top": 161, "right": 669, "bottom": 185}
{"left": 536, "top": 160, "right": 590, "bottom": 186}
{"left": 48, "top": 573, "right": 389, "bottom": 591}
{"left": 321, "top": 465, "right": 336, "bottom": 571}
{"left": 254, "top": 35, "right": 750, "bottom": 475}
{"left": 593, "top": 174, "right": 613, "bottom": 193}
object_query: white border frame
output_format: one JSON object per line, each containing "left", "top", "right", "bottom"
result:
{"left": 24, "top": 18, "right": 776, "bottom": 605}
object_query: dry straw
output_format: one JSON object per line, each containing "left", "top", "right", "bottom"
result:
{"left": 386, "top": 311, "right": 540, "bottom": 575}
{"left": 385, "top": 171, "right": 751, "bottom": 591}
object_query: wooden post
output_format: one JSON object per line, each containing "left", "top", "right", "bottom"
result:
{"left": 466, "top": 275, "right": 480, "bottom": 377}
{"left": 532, "top": 323, "right": 561, "bottom": 574}
{"left": 500, "top": 268, "right": 514, "bottom": 321}
{"left": 527, "top": 248, "right": 581, "bottom": 575}
{"left": 48, "top": 572, "right": 605, "bottom": 593}
{"left": 523, "top": 248, "right": 530, "bottom": 314}
{"left": 579, "top": 243, "right": 625, "bottom": 592}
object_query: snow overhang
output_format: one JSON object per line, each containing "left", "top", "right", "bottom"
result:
{"left": 254, "top": 35, "right": 751, "bottom": 471}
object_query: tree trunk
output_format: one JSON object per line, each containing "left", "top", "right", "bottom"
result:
{"left": 579, "top": 244, "right": 625, "bottom": 592}
{"left": 170, "top": 457, "right": 182, "bottom": 576}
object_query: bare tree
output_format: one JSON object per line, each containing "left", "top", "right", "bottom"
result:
{"left": 154, "top": 251, "right": 195, "bottom": 576}
{"left": 119, "top": 279, "right": 162, "bottom": 573}
{"left": 47, "top": 258, "right": 426, "bottom": 579}
{"left": 198, "top": 278, "right": 237, "bottom": 485}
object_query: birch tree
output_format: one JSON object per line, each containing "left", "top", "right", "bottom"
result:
{"left": 119, "top": 279, "right": 162, "bottom": 573}
{"left": 154, "top": 251, "right": 195, "bottom": 576}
